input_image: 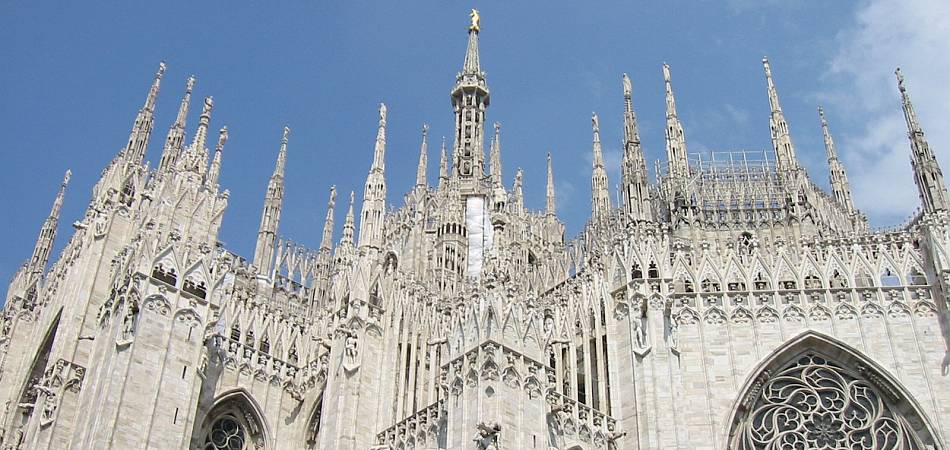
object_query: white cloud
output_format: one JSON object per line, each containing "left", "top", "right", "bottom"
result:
{"left": 825, "top": 0, "right": 950, "bottom": 225}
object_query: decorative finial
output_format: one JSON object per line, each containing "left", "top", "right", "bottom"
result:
{"left": 895, "top": 68, "right": 906, "bottom": 92}
{"left": 186, "top": 75, "right": 196, "bottom": 93}
{"left": 469, "top": 9, "right": 480, "bottom": 32}
{"left": 203, "top": 96, "right": 213, "bottom": 111}
{"left": 157, "top": 61, "right": 167, "bottom": 77}
{"left": 818, "top": 106, "right": 826, "bottom": 120}
{"left": 379, "top": 103, "right": 387, "bottom": 124}
{"left": 592, "top": 112, "right": 600, "bottom": 132}
{"left": 422, "top": 123, "right": 429, "bottom": 135}
{"left": 62, "top": 169, "right": 72, "bottom": 187}
{"left": 494, "top": 121, "right": 501, "bottom": 133}
{"left": 281, "top": 126, "right": 290, "bottom": 144}
{"left": 622, "top": 73, "right": 632, "bottom": 98}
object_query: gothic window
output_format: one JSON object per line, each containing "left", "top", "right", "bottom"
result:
{"left": 647, "top": 262, "right": 659, "bottom": 279}
{"left": 183, "top": 277, "right": 207, "bottom": 299}
{"left": 230, "top": 325, "right": 241, "bottom": 342}
{"left": 631, "top": 263, "right": 643, "bottom": 279}
{"left": 701, "top": 278, "right": 720, "bottom": 293}
{"left": 151, "top": 263, "right": 177, "bottom": 286}
{"left": 830, "top": 270, "right": 849, "bottom": 289}
{"left": 119, "top": 180, "right": 135, "bottom": 207}
{"left": 727, "top": 281, "right": 747, "bottom": 292}
{"left": 730, "top": 350, "right": 937, "bottom": 449}
{"left": 906, "top": 268, "right": 927, "bottom": 285}
{"left": 259, "top": 337, "right": 270, "bottom": 355}
{"left": 804, "top": 274, "right": 822, "bottom": 290}
{"left": 880, "top": 268, "right": 901, "bottom": 287}
{"left": 779, "top": 278, "right": 797, "bottom": 290}
{"left": 245, "top": 330, "right": 255, "bottom": 349}
{"left": 855, "top": 269, "right": 875, "bottom": 288}
{"left": 203, "top": 415, "right": 246, "bottom": 450}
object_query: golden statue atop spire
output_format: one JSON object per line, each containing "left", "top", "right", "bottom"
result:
{"left": 469, "top": 9, "right": 480, "bottom": 32}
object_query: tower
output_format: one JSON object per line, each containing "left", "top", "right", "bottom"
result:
{"left": 451, "top": 8, "right": 490, "bottom": 194}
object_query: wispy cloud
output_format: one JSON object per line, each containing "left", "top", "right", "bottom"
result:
{"left": 824, "top": 0, "right": 950, "bottom": 225}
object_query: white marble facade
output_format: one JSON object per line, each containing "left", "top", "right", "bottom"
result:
{"left": 1, "top": 13, "right": 948, "bottom": 450}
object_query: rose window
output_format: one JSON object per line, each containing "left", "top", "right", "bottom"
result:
{"left": 733, "top": 353, "right": 933, "bottom": 449}
{"left": 204, "top": 416, "right": 246, "bottom": 450}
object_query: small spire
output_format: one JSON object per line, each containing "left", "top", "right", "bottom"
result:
{"left": 438, "top": 136, "right": 448, "bottom": 189}
{"left": 620, "top": 72, "right": 653, "bottom": 221}
{"left": 252, "top": 126, "right": 290, "bottom": 274}
{"left": 145, "top": 62, "right": 166, "bottom": 113}
{"left": 762, "top": 57, "right": 800, "bottom": 173}
{"left": 276, "top": 125, "right": 290, "bottom": 177}
{"left": 158, "top": 75, "right": 197, "bottom": 174}
{"left": 26, "top": 170, "right": 71, "bottom": 279}
{"left": 416, "top": 124, "right": 429, "bottom": 187}
{"left": 663, "top": 63, "right": 689, "bottom": 179}
{"left": 489, "top": 122, "right": 503, "bottom": 185}
{"left": 208, "top": 126, "right": 227, "bottom": 187}
{"left": 591, "top": 113, "right": 611, "bottom": 218}
{"left": 895, "top": 68, "right": 950, "bottom": 212}
{"left": 896, "top": 68, "right": 922, "bottom": 135}
{"left": 546, "top": 152, "right": 556, "bottom": 216}
{"left": 592, "top": 113, "right": 604, "bottom": 167}
{"left": 179, "top": 96, "right": 213, "bottom": 174}
{"left": 320, "top": 186, "right": 337, "bottom": 252}
{"left": 123, "top": 62, "right": 166, "bottom": 164}
{"left": 341, "top": 191, "right": 356, "bottom": 245}
{"left": 819, "top": 107, "right": 854, "bottom": 212}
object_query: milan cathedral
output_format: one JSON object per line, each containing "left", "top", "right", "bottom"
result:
{"left": 1, "top": 11, "right": 949, "bottom": 450}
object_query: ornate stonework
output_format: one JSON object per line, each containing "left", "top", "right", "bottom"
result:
{"left": 1, "top": 12, "right": 949, "bottom": 450}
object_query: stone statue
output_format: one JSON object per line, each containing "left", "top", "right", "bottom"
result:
{"left": 469, "top": 9, "right": 480, "bottom": 32}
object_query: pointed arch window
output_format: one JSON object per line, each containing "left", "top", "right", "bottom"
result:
{"left": 907, "top": 268, "right": 928, "bottom": 286}
{"left": 881, "top": 268, "right": 901, "bottom": 287}
{"left": 203, "top": 415, "right": 246, "bottom": 450}
{"left": 729, "top": 336, "right": 939, "bottom": 450}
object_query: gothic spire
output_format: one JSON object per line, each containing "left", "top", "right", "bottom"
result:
{"left": 252, "top": 126, "right": 290, "bottom": 275}
{"left": 896, "top": 68, "right": 950, "bottom": 212}
{"left": 489, "top": 122, "right": 503, "bottom": 186}
{"left": 452, "top": 10, "right": 490, "bottom": 194}
{"left": 341, "top": 191, "right": 356, "bottom": 247}
{"left": 320, "top": 186, "right": 337, "bottom": 252}
{"left": 178, "top": 96, "right": 213, "bottom": 174}
{"left": 620, "top": 73, "right": 654, "bottom": 221}
{"left": 158, "top": 75, "right": 196, "bottom": 174}
{"left": 207, "top": 126, "right": 227, "bottom": 187}
{"left": 762, "top": 57, "right": 801, "bottom": 173}
{"left": 124, "top": 62, "right": 165, "bottom": 165}
{"left": 26, "top": 170, "right": 71, "bottom": 280}
{"left": 358, "top": 104, "right": 388, "bottom": 250}
{"left": 663, "top": 63, "right": 689, "bottom": 179}
{"left": 818, "top": 107, "right": 854, "bottom": 212}
{"left": 546, "top": 152, "right": 556, "bottom": 216}
{"left": 438, "top": 137, "right": 448, "bottom": 191}
{"left": 416, "top": 124, "right": 429, "bottom": 187}
{"left": 591, "top": 113, "right": 611, "bottom": 219}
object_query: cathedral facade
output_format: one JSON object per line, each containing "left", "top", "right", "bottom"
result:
{"left": 1, "top": 12, "right": 949, "bottom": 450}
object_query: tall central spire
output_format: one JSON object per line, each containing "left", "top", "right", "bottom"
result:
{"left": 253, "top": 126, "right": 290, "bottom": 275}
{"left": 452, "top": 10, "right": 490, "bottom": 194}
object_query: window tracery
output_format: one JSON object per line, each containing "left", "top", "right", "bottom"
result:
{"left": 732, "top": 352, "right": 935, "bottom": 450}
{"left": 203, "top": 415, "right": 246, "bottom": 450}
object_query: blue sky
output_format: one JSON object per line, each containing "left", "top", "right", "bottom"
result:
{"left": 3, "top": 1, "right": 949, "bottom": 285}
